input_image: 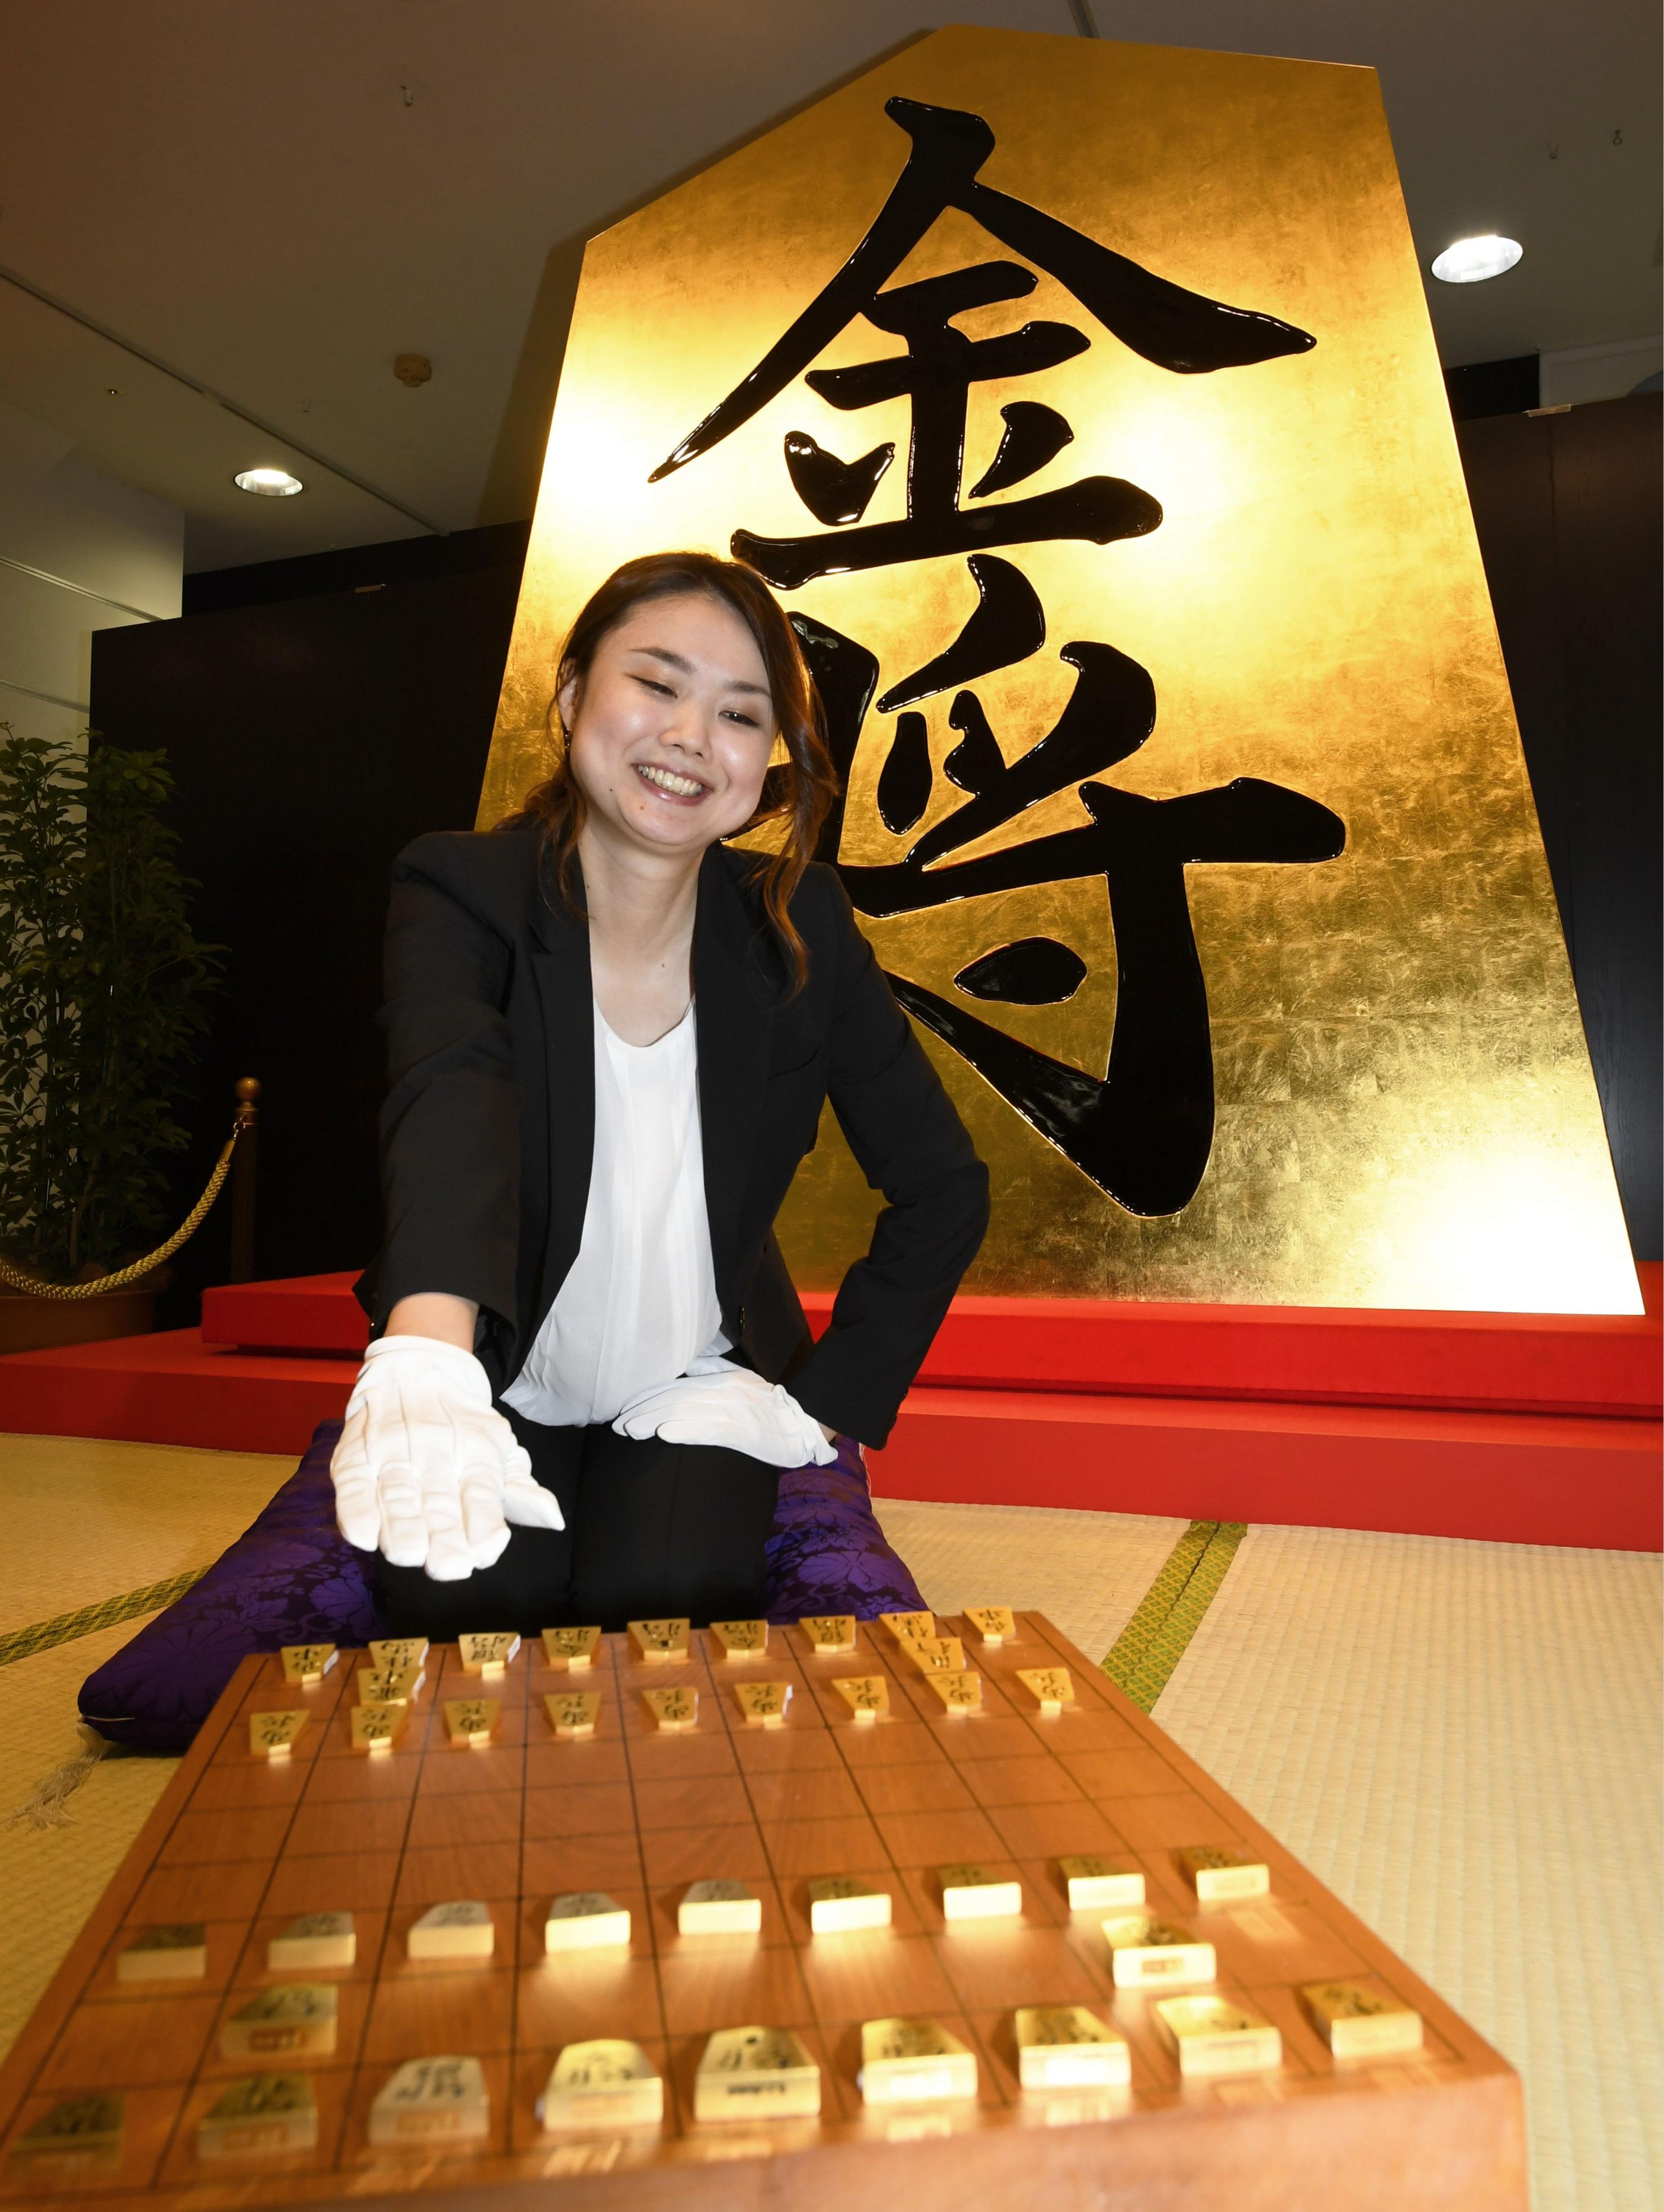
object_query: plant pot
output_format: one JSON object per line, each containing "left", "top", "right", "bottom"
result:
{"left": 0, "top": 1266, "right": 171, "bottom": 1356}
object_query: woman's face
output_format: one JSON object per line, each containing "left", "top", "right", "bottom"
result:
{"left": 563, "top": 592, "right": 777, "bottom": 865}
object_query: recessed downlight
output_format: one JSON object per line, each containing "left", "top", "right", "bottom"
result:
{"left": 1431, "top": 235, "right": 1523, "bottom": 285}
{"left": 234, "top": 467, "right": 304, "bottom": 497}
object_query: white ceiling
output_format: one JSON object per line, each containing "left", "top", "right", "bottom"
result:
{"left": 1, "top": 0, "right": 1657, "bottom": 572}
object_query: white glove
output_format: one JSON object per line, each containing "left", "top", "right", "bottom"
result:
{"left": 611, "top": 1356, "right": 839, "bottom": 1470}
{"left": 331, "top": 1335, "right": 565, "bottom": 1581}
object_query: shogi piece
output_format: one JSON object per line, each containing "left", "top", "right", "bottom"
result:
{"left": 544, "top": 1892, "right": 632, "bottom": 1954}
{"left": 350, "top": 1702, "right": 409, "bottom": 1755}
{"left": 905, "top": 1635, "right": 966, "bottom": 1675}
{"left": 1015, "top": 1667, "right": 1075, "bottom": 1715}
{"left": 733, "top": 1680, "right": 792, "bottom": 1728}
{"left": 458, "top": 1631, "right": 520, "bottom": 1676}
{"left": 859, "top": 2018, "right": 978, "bottom": 2105}
{"left": 831, "top": 1675, "right": 890, "bottom": 1723}
{"left": 369, "top": 2056, "right": 490, "bottom": 2146}
{"left": 628, "top": 1618, "right": 690, "bottom": 1664}
{"left": 540, "top": 1626, "right": 601, "bottom": 1671}
{"left": 444, "top": 1697, "right": 500, "bottom": 1748}
{"left": 1015, "top": 2006, "right": 1131, "bottom": 2092}
{"left": 544, "top": 1690, "right": 601, "bottom": 1739}
{"left": 221, "top": 1983, "right": 337, "bottom": 2059}
{"left": 1060, "top": 1855, "right": 1145, "bottom": 1911}
{"left": 879, "top": 1610, "right": 935, "bottom": 1646}
{"left": 962, "top": 1606, "right": 1016, "bottom": 1646}
{"left": 1154, "top": 1994, "right": 1282, "bottom": 2079}
{"left": 116, "top": 1923, "right": 206, "bottom": 1983}
{"left": 808, "top": 1876, "right": 892, "bottom": 1933}
{"left": 539, "top": 2041, "right": 664, "bottom": 2133}
{"left": 267, "top": 1911, "right": 355, "bottom": 1972}
{"left": 926, "top": 1670, "right": 983, "bottom": 1716}
{"left": 197, "top": 2073, "right": 318, "bottom": 2160}
{"left": 408, "top": 1900, "right": 495, "bottom": 1961}
{"left": 369, "top": 1637, "right": 428, "bottom": 1673}
{"left": 248, "top": 1709, "right": 310, "bottom": 1760}
{"left": 1301, "top": 1981, "right": 1424, "bottom": 2060}
{"left": 1180, "top": 1844, "right": 1271, "bottom": 1904}
{"left": 1102, "top": 1911, "right": 1217, "bottom": 1990}
{"left": 938, "top": 1865, "right": 1022, "bottom": 1921}
{"left": 642, "top": 1685, "right": 699, "bottom": 1732}
{"left": 800, "top": 1614, "right": 857, "bottom": 1655}
{"left": 694, "top": 2026, "right": 820, "bottom": 2121}
{"left": 279, "top": 1643, "right": 336, "bottom": 1686}
{"left": 711, "top": 1619, "right": 769, "bottom": 1658}
{"left": 354, "top": 1664, "right": 424, "bottom": 1707}
{"left": 679, "top": 1880, "right": 762, "bottom": 1936}
{"left": 8, "top": 2093, "right": 123, "bottom": 2175}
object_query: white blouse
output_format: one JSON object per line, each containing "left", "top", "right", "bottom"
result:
{"left": 502, "top": 1000, "right": 726, "bottom": 1428}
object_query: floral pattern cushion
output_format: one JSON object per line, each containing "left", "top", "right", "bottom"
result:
{"left": 79, "top": 1419, "right": 925, "bottom": 1753}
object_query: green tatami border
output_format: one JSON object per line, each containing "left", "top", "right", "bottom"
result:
{"left": 1101, "top": 1519, "right": 1247, "bottom": 1712}
{"left": 0, "top": 1570, "right": 208, "bottom": 1671}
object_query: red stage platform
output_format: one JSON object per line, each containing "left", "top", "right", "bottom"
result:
{"left": 1, "top": 1268, "right": 1657, "bottom": 1550}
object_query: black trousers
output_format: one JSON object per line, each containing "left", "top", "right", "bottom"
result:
{"left": 374, "top": 1400, "right": 782, "bottom": 1638}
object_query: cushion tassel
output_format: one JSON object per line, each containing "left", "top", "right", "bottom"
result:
{"left": 6, "top": 1723, "right": 113, "bottom": 1830}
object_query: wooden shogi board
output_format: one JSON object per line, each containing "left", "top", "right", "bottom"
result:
{"left": 0, "top": 1614, "right": 1525, "bottom": 2211}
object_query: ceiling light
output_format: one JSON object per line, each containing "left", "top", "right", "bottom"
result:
{"left": 1430, "top": 235, "right": 1523, "bottom": 285}
{"left": 234, "top": 467, "right": 304, "bottom": 497}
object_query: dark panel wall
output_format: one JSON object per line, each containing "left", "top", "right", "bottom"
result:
{"left": 1458, "top": 394, "right": 1662, "bottom": 1260}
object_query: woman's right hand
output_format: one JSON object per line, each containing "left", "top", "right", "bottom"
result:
{"left": 330, "top": 1335, "right": 565, "bottom": 1581}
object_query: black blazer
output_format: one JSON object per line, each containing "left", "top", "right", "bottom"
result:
{"left": 352, "top": 823, "right": 989, "bottom": 1447}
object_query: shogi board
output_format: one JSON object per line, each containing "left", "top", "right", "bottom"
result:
{"left": 0, "top": 1616, "right": 1525, "bottom": 2211}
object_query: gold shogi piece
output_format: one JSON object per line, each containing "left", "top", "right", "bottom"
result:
{"left": 904, "top": 1635, "right": 965, "bottom": 1674}
{"left": 926, "top": 1669, "right": 983, "bottom": 1716}
{"left": 369, "top": 1637, "right": 428, "bottom": 1673}
{"left": 642, "top": 1684, "right": 699, "bottom": 1732}
{"left": 279, "top": 1643, "right": 336, "bottom": 1686}
{"left": 443, "top": 1697, "right": 500, "bottom": 1748}
{"left": 268, "top": 1912, "right": 355, "bottom": 1972}
{"left": 539, "top": 2041, "right": 664, "bottom": 2133}
{"left": 8, "top": 2094, "right": 123, "bottom": 2175}
{"left": 1153, "top": 1994, "right": 1282, "bottom": 2078}
{"left": 350, "top": 1702, "right": 409, "bottom": 1755}
{"left": 354, "top": 1665, "right": 423, "bottom": 1707}
{"left": 408, "top": 1900, "right": 494, "bottom": 1961}
{"left": 694, "top": 2025, "right": 820, "bottom": 2121}
{"left": 116, "top": 1923, "right": 206, "bottom": 1983}
{"left": 830, "top": 1675, "right": 890, "bottom": 1723}
{"left": 457, "top": 1631, "right": 519, "bottom": 1675}
{"left": 1101, "top": 1911, "right": 1217, "bottom": 1990}
{"left": 1060, "top": 1855, "right": 1145, "bottom": 1911}
{"left": 1300, "top": 1980, "right": 1424, "bottom": 2060}
{"left": 733, "top": 1679, "right": 792, "bottom": 1728}
{"left": 878, "top": 1610, "right": 935, "bottom": 1645}
{"left": 808, "top": 1876, "right": 892, "bottom": 1934}
{"left": 540, "top": 1625, "right": 601, "bottom": 1670}
{"left": 1179, "top": 1844, "right": 1271, "bottom": 1904}
{"left": 628, "top": 1617, "right": 690, "bottom": 1664}
{"left": 679, "top": 1879, "right": 762, "bottom": 1936}
{"left": 248, "top": 1709, "right": 310, "bottom": 1760}
{"left": 710, "top": 1619, "right": 769, "bottom": 1658}
{"left": 369, "top": 2056, "right": 489, "bottom": 2146}
{"left": 961, "top": 1606, "right": 1016, "bottom": 1646}
{"left": 799, "top": 1614, "right": 857, "bottom": 1654}
{"left": 858, "top": 2018, "right": 978, "bottom": 2105}
{"left": 1014, "top": 1666, "right": 1075, "bottom": 1714}
{"left": 197, "top": 2074, "right": 318, "bottom": 2159}
{"left": 221, "top": 1983, "right": 337, "bottom": 2059}
{"left": 544, "top": 1690, "right": 601, "bottom": 1738}
{"left": 1014, "top": 2006, "right": 1130, "bottom": 2092}
{"left": 938, "top": 1865, "right": 1022, "bottom": 1921}
{"left": 544, "top": 1892, "right": 632, "bottom": 1954}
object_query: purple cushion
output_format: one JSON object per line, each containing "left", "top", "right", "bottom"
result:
{"left": 80, "top": 1420, "right": 924, "bottom": 1753}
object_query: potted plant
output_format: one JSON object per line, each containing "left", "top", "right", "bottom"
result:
{"left": 0, "top": 727, "right": 223, "bottom": 1354}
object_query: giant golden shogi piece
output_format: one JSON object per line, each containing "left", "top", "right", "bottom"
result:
{"left": 479, "top": 26, "right": 1640, "bottom": 1314}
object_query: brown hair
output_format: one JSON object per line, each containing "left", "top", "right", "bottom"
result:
{"left": 494, "top": 551, "right": 837, "bottom": 990}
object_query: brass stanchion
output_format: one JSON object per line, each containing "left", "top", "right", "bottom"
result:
{"left": 228, "top": 1078, "right": 260, "bottom": 1284}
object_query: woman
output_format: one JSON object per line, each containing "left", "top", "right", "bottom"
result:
{"left": 331, "top": 550, "right": 989, "bottom": 1636}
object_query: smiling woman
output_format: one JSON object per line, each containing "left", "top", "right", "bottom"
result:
{"left": 331, "top": 550, "right": 989, "bottom": 1639}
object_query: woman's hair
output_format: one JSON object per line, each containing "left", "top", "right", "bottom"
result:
{"left": 494, "top": 550, "right": 837, "bottom": 989}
